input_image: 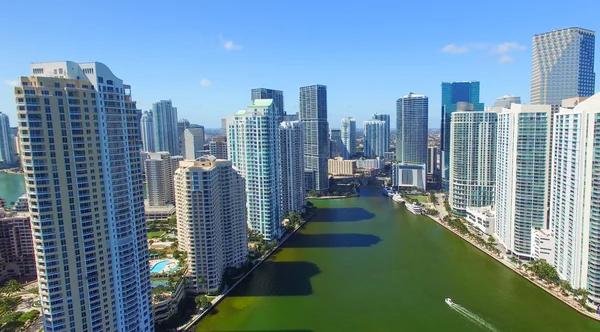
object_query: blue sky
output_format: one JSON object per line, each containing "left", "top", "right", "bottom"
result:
{"left": 0, "top": 0, "right": 598, "bottom": 129}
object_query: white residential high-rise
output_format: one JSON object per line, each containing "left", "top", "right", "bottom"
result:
{"left": 493, "top": 95, "right": 521, "bottom": 108}
{"left": 340, "top": 117, "right": 356, "bottom": 159}
{"left": 152, "top": 100, "right": 179, "bottom": 155}
{"left": 495, "top": 104, "right": 551, "bottom": 259}
{"left": 550, "top": 93, "right": 600, "bottom": 301}
{"left": 227, "top": 99, "right": 283, "bottom": 240}
{"left": 299, "top": 85, "right": 329, "bottom": 191}
{"left": 15, "top": 61, "right": 153, "bottom": 331}
{"left": 531, "top": 27, "right": 596, "bottom": 105}
{"left": 251, "top": 88, "right": 284, "bottom": 123}
{"left": 0, "top": 112, "right": 15, "bottom": 165}
{"left": 145, "top": 152, "right": 183, "bottom": 207}
{"left": 373, "top": 113, "right": 391, "bottom": 153}
{"left": 397, "top": 93, "right": 428, "bottom": 165}
{"left": 140, "top": 110, "right": 155, "bottom": 152}
{"left": 279, "top": 121, "right": 305, "bottom": 215}
{"left": 183, "top": 127, "right": 205, "bottom": 160}
{"left": 363, "top": 120, "right": 386, "bottom": 158}
{"left": 449, "top": 109, "right": 498, "bottom": 214}
{"left": 175, "top": 157, "right": 248, "bottom": 293}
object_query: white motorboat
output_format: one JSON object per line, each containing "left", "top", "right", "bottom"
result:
{"left": 406, "top": 203, "right": 422, "bottom": 215}
{"left": 392, "top": 194, "right": 405, "bottom": 203}
{"left": 445, "top": 298, "right": 453, "bottom": 305}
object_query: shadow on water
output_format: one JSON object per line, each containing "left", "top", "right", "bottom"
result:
{"left": 283, "top": 233, "right": 381, "bottom": 248}
{"left": 208, "top": 330, "right": 313, "bottom": 332}
{"left": 228, "top": 261, "right": 321, "bottom": 297}
{"left": 310, "top": 207, "right": 375, "bottom": 222}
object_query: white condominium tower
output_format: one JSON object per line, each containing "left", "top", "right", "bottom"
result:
{"left": 363, "top": 120, "right": 387, "bottom": 158}
{"left": 227, "top": 99, "right": 283, "bottom": 240}
{"left": 279, "top": 121, "right": 305, "bottom": 215}
{"left": 140, "top": 110, "right": 155, "bottom": 152}
{"left": 340, "top": 117, "right": 356, "bottom": 159}
{"left": 531, "top": 27, "right": 595, "bottom": 105}
{"left": 449, "top": 109, "right": 498, "bottom": 214}
{"left": 175, "top": 157, "right": 248, "bottom": 293}
{"left": 299, "top": 85, "right": 329, "bottom": 191}
{"left": 495, "top": 104, "right": 551, "bottom": 258}
{"left": 144, "top": 152, "right": 183, "bottom": 206}
{"left": 183, "top": 127, "right": 205, "bottom": 160}
{"left": 15, "top": 61, "right": 153, "bottom": 331}
{"left": 152, "top": 99, "right": 179, "bottom": 156}
{"left": 0, "top": 112, "right": 15, "bottom": 165}
{"left": 373, "top": 113, "right": 391, "bottom": 153}
{"left": 550, "top": 93, "right": 600, "bottom": 301}
{"left": 396, "top": 93, "right": 428, "bottom": 165}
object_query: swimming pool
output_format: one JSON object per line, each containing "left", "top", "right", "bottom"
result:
{"left": 150, "top": 260, "right": 171, "bottom": 274}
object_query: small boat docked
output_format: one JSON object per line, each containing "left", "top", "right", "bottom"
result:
{"left": 406, "top": 203, "right": 422, "bottom": 215}
{"left": 445, "top": 298, "right": 453, "bottom": 306}
{"left": 383, "top": 187, "right": 394, "bottom": 197}
{"left": 392, "top": 194, "right": 405, "bottom": 203}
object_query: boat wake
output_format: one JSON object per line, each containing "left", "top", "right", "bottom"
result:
{"left": 447, "top": 301, "right": 499, "bottom": 332}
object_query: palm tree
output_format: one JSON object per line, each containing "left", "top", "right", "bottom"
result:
{"left": 559, "top": 280, "right": 573, "bottom": 296}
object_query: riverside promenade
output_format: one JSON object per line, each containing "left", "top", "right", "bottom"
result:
{"left": 427, "top": 194, "right": 600, "bottom": 322}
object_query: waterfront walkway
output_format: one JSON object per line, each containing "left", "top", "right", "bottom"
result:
{"left": 428, "top": 194, "right": 600, "bottom": 322}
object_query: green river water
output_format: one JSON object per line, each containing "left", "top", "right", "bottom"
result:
{"left": 194, "top": 185, "right": 600, "bottom": 332}
{"left": 0, "top": 172, "right": 25, "bottom": 205}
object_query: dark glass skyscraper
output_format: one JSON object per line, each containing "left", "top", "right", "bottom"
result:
{"left": 299, "top": 85, "right": 329, "bottom": 191}
{"left": 440, "top": 81, "right": 484, "bottom": 190}
{"left": 251, "top": 88, "right": 284, "bottom": 123}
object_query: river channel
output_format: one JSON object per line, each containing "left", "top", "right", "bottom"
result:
{"left": 194, "top": 185, "right": 600, "bottom": 332}
{"left": 0, "top": 172, "right": 25, "bottom": 205}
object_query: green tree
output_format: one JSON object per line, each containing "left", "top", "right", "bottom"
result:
{"left": 195, "top": 295, "right": 210, "bottom": 310}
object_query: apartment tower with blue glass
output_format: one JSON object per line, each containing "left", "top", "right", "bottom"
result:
{"left": 251, "top": 88, "right": 284, "bottom": 123}
{"left": 373, "top": 113, "right": 391, "bottom": 153}
{"left": 340, "top": 117, "right": 356, "bottom": 159}
{"left": 152, "top": 99, "right": 179, "bottom": 156}
{"left": 299, "top": 85, "right": 329, "bottom": 191}
{"left": 397, "top": 93, "right": 429, "bottom": 165}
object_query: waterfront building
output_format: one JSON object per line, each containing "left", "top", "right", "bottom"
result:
{"left": 449, "top": 109, "right": 498, "bottom": 214}
{"left": 0, "top": 209, "right": 35, "bottom": 282}
{"left": 340, "top": 117, "right": 356, "bottom": 159}
{"left": 466, "top": 206, "right": 496, "bottom": 235}
{"left": 140, "top": 110, "right": 155, "bottom": 152}
{"left": 328, "top": 157, "right": 357, "bottom": 176}
{"left": 12, "top": 194, "right": 28, "bottom": 212}
{"left": 397, "top": 93, "right": 428, "bottom": 166}
{"left": 0, "top": 112, "right": 15, "bottom": 165}
{"left": 279, "top": 121, "right": 306, "bottom": 215}
{"left": 15, "top": 61, "right": 153, "bottom": 331}
{"left": 227, "top": 99, "right": 283, "bottom": 240}
{"left": 493, "top": 95, "right": 521, "bottom": 108}
{"left": 183, "top": 127, "right": 206, "bottom": 160}
{"left": 356, "top": 157, "right": 385, "bottom": 170}
{"left": 440, "top": 82, "right": 484, "bottom": 190}
{"left": 494, "top": 104, "right": 551, "bottom": 259}
{"left": 364, "top": 120, "right": 387, "bottom": 158}
{"left": 175, "top": 157, "right": 248, "bottom": 293}
{"left": 251, "top": 88, "right": 284, "bottom": 122}
{"left": 299, "top": 85, "right": 329, "bottom": 191}
{"left": 373, "top": 113, "right": 391, "bottom": 153}
{"left": 145, "top": 152, "right": 183, "bottom": 206}
{"left": 531, "top": 27, "right": 595, "bottom": 106}
{"left": 549, "top": 93, "right": 600, "bottom": 301}
{"left": 390, "top": 163, "right": 427, "bottom": 191}
{"left": 329, "top": 129, "right": 343, "bottom": 158}
{"left": 209, "top": 137, "right": 228, "bottom": 159}
{"left": 427, "top": 146, "right": 439, "bottom": 176}
{"left": 532, "top": 229, "right": 554, "bottom": 263}
{"left": 153, "top": 99, "right": 179, "bottom": 155}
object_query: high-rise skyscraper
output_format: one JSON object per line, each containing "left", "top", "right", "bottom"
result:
{"left": 209, "top": 136, "right": 228, "bottom": 159}
{"left": 299, "top": 85, "right": 329, "bottom": 191}
{"left": 140, "top": 110, "right": 155, "bottom": 152}
{"left": 340, "top": 117, "right": 356, "bottom": 159}
{"left": 0, "top": 112, "right": 15, "bottom": 165}
{"left": 251, "top": 88, "right": 284, "bottom": 123}
{"left": 177, "top": 118, "right": 191, "bottom": 155}
{"left": 175, "top": 157, "right": 248, "bottom": 293}
{"left": 495, "top": 104, "right": 551, "bottom": 259}
{"left": 531, "top": 27, "right": 595, "bottom": 106}
{"left": 397, "top": 93, "right": 428, "bottom": 165}
{"left": 329, "top": 129, "right": 342, "bottom": 158}
{"left": 227, "top": 99, "right": 283, "bottom": 240}
{"left": 145, "top": 152, "right": 183, "bottom": 207}
{"left": 549, "top": 93, "right": 600, "bottom": 301}
{"left": 373, "top": 113, "right": 391, "bottom": 153}
{"left": 427, "top": 146, "right": 439, "bottom": 176}
{"left": 183, "top": 127, "right": 205, "bottom": 160}
{"left": 493, "top": 95, "right": 521, "bottom": 108}
{"left": 440, "top": 82, "right": 484, "bottom": 190}
{"left": 449, "top": 109, "right": 498, "bottom": 214}
{"left": 153, "top": 99, "right": 179, "bottom": 155}
{"left": 363, "top": 120, "right": 387, "bottom": 158}
{"left": 15, "top": 61, "right": 153, "bottom": 331}
{"left": 279, "top": 121, "right": 306, "bottom": 215}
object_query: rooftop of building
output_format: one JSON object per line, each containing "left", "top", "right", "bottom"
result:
{"left": 251, "top": 99, "right": 274, "bottom": 107}
{"left": 403, "top": 92, "right": 427, "bottom": 98}
{"left": 0, "top": 209, "right": 30, "bottom": 219}
{"left": 466, "top": 206, "right": 496, "bottom": 217}
{"left": 533, "top": 27, "right": 595, "bottom": 36}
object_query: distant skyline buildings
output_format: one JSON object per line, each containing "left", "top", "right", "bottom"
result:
{"left": 183, "top": 127, "right": 206, "bottom": 160}
{"left": 140, "top": 110, "right": 155, "bottom": 152}
{"left": 0, "top": 112, "right": 15, "bottom": 165}
{"left": 145, "top": 152, "right": 183, "bottom": 207}
{"left": 251, "top": 88, "right": 284, "bottom": 122}
{"left": 396, "top": 92, "right": 428, "bottom": 165}
{"left": 340, "top": 117, "right": 356, "bottom": 159}
{"left": 493, "top": 95, "right": 521, "bottom": 108}
{"left": 531, "top": 27, "right": 595, "bottom": 105}
{"left": 364, "top": 120, "right": 387, "bottom": 158}
{"left": 153, "top": 99, "right": 180, "bottom": 155}
{"left": 299, "top": 85, "right": 329, "bottom": 191}
{"left": 329, "top": 129, "right": 342, "bottom": 158}
{"left": 373, "top": 113, "right": 390, "bottom": 153}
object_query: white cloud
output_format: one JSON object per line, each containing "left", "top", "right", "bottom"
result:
{"left": 441, "top": 44, "right": 469, "bottom": 54}
{"left": 492, "top": 42, "right": 526, "bottom": 54}
{"left": 200, "top": 79, "right": 211, "bottom": 88}
{"left": 498, "top": 55, "right": 515, "bottom": 64}
{"left": 3, "top": 79, "right": 19, "bottom": 87}
{"left": 219, "top": 34, "right": 243, "bottom": 51}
